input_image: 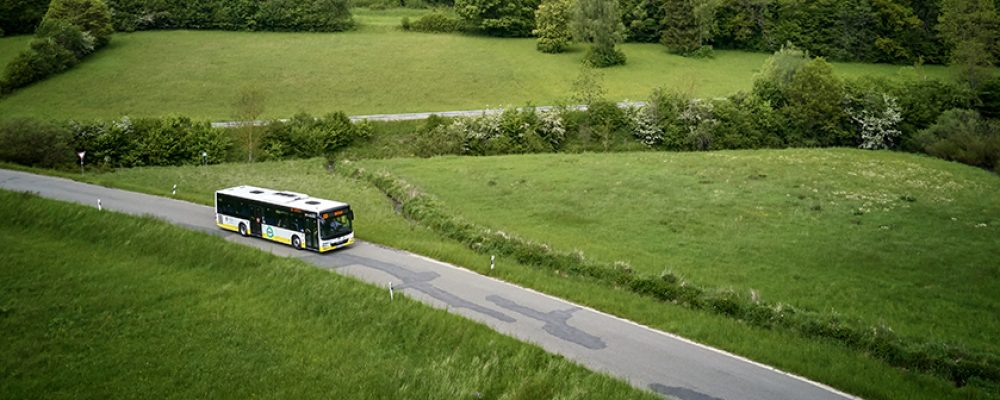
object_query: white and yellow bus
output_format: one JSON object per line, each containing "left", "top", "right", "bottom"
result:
{"left": 215, "top": 186, "right": 354, "bottom": 252}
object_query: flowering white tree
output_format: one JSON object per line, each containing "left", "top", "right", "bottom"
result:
{"left": 627, "top": 105, "right": 663, "bottom": 146}
{"left": 851, "top": 93, "right": 902, "bottom": 150}
{"left": 680, "top": 99, "right": 718, "bottom": 150}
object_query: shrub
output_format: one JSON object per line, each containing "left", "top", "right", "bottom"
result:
{"left": 975, "top": 76, "right": 1000, "bottom": 120}
{"left": 752, "top": 43, "right": 809, "bottom": 108}
{"left": 626, "top": 105, "right": 663, "bottom": 147}
{"left": 454, "top": 0, "right": 540, "bottom": 37}
{"left": 679, "top": 98, "right": 719, "bottom": 150}
{"left": 254, "top": 0, "right": 355, "bottom": 32}
{"left": 260, "top": 113, "right": 372, "bottom": 160}
{"left": 36, "top": 19, "right": 96, "bottom": 59}
{"left": 778, "top": 57, "right": 851, "bottom": 146}
{"left": 44, "top": 0, "right": 115, "bottom": 48}
{"left": 104, "top": 0, "right": 354, "bottom": 33}
{"left": 571, "top": 0, "right": 627, "bottom": 67}
{"left": 646, "top": 88, "right": 688, "bottom": 150}
{"left": 413, "top": 115, "right": 465, "bottom": 157}
{"left": 711, "top": 93, "right": 782, "bottom": 149}
{"left": 688, "top": 44, "right": 714, "bottom": 58}
{"left": 619, "top": 0, "right": 664, "bottom": 43}
{"left": 846, "top": 91, "right": 903, "bottom": 150}
{"left": 532, "top": 0, "right": 573, "bottom": 53}
{"left": 660, "top": 0, "right": 700, "bottom": 54}
{"left": 915, "top": 109, "right": 1000, "bottom": 171}
{"left": 581, "top": 100, "right": 632, "bottom": 150}
{"left": 409, "top": 10, "right": 468, "bottom": 33}
{"left": 583, "top": 45, "right": 627, "bottom": 68}
{"left": 0, "top": 119, "right": 75, "bottom": 168}
{"left": 419, "top": 107, "right": 566, "bottom": 156}
{"left": 891, "top": 78, "right": 974, "bottom": 151}
{"left": 70, "top": 116, "right": 233, "bottom": 167}
{"left": 1, "top": 38, "right": 78, "bottom": 93}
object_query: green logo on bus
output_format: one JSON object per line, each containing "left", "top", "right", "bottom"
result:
{"left": 266, "top": 226, "right": 274, "bottom": 238}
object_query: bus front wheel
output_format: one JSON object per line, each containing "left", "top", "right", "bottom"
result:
{"left": 239, "top": 223, "right": 248, "bottom": 237}
{"left": 292, "top": 235, "right": 302, "bottom": 249}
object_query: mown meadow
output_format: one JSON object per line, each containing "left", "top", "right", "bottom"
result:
{"left": 0, "top": 8, "right": 954, "bottom": 122}
{"left": 21, "top": 154, "right": 995, "bottom": 400}
{"left": 0, "top": 189, "right": 656, "bottom": 399}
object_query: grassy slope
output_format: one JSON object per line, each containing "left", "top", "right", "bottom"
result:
{"left": 27, "top": 158, "right": 994, "bottom": 400}
{"left": 360, "top": 149, "right": 1000, "bottom": 354}
{"left": 0, "top": 9, "right": 953, "bottom": 121}
{"left": 0, "top": 189, "right": 654, "bottom": 399}
{"left": 0, "top": 35, "right": 32, "bottom": 67}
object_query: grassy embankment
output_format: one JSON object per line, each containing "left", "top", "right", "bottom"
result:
{"left": 0, "top": 8, "right": 954, "bottom": 122}
{"left": 32, "top": 151, "right": 996, "bottom": 400}
{"left": 0, "top": 189, "right": 655, "bottom": 399}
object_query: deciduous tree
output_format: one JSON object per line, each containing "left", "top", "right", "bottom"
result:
{"left": 937, "top": 0, "right": 999, "bottom": 88}
{"left": 533, "top": 0, "right": 574, "bottom": 53}
{"left": 571, "top": 0, "right": 627, "bottom": 67}
{"left": 43, "top": 0, "right": 114, "bottom": 48}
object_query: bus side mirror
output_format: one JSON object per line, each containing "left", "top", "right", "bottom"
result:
{"left": 348, "top": 210, "right": 354, "bottom": 221}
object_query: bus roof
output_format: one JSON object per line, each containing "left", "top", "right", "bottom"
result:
{"left": 216, "top": 185, "right": 349, "bottom": 213}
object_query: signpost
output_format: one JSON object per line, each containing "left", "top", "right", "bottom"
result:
{"left": 77, "top": 151, "right": 86, "bottom": 174}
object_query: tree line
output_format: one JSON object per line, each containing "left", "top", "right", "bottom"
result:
{"left": 432, "top": 0, "right": 999, "bottom": 68}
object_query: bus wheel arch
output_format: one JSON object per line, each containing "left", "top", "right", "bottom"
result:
{"left": 292, "top": 235, "right": 302, "bottom": 249}
{"left": 239, "top": 223, "right": 248, "bottom": 237}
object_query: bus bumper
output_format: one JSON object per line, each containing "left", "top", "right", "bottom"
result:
{"left": 320, "top": 237, "right": 354, "bottom": 253}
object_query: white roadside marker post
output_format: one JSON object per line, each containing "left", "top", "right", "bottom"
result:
{"left": 97, "top": 199, "right": 102, "bottom": 211}
{"left": 491, "top": 255, "right": 495, "bottom": 272}
{"left": 76, "top": 151, "right": 86, "bottom": 175}
{"left": 172, "top": 184, "right": 177, "bottom": 196}
{"left": 389, "top": 282, "right": 394, "bottom": 301}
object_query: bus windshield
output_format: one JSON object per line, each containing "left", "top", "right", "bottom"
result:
{"left": 320, "top": 211, "right": 352, "bottom": 240}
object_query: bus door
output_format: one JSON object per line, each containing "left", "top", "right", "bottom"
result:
{"left": 304, "top": 216, "right": 319, "bottom": 250}
{"left": 251, "top": 205, "right": 263, "bottom": 236}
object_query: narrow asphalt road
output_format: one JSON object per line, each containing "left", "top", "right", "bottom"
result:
{"left": 0, "top": 168, "right": 860, "bottom": 400}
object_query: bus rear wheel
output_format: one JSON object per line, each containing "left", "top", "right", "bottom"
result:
{"left": 239, "top": 223, "right": 248, "bottom": 237}
{"left": 292, "top": 235, "right": 302, "bottom": 249}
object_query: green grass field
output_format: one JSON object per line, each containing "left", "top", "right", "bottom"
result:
{"left": 0, "top": 189, "right": 656, "bottom": 399}
{"left": 22, "top": 156, "right": 996, "bottom": 400}
{"left": 0, "top": 8, "right": 954, "bottom": 121}
{"left": 360, "top": 149, "right": 1000, "bottom": 355}
{"left": 0, "top": 35, "right": 32, "bottom": 67}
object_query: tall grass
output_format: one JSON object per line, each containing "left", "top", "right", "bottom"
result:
{"left": 360, "top": 149, "right": 1000, "bottom": 355}
{"left": 32, "top": 156, "right": 999, "bottom": 399}
{"left": 0, "top": 190, "right": 654, "bottom": 399}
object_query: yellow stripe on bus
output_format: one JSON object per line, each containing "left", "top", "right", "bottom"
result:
{"left": 320, "top": 238, "right": 354, "bottom": 253}
{"left": 217, "top": 223, "right": 239, "bottom": 232}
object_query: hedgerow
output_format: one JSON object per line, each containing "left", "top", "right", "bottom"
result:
{"left": 336, "top": 161, "right": 1000, "bottom": 388}
{"left": 259, "top": 112, "right": 373, "bottom": 160}
{"left": 104, "top": 0, "right": 354, "bottom": 32}
{"left": 69, "top": 116, "right": 233, "bottom": 167}
{"left": 404, "top": 10, "right": 469, "bottom": 33}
